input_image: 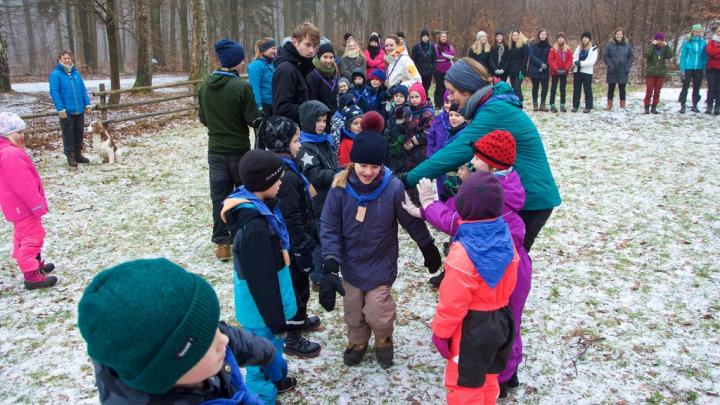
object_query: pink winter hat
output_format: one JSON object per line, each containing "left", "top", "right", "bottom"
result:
{"left": 0, "top": 112, "right": 26, "bottom": 137}
{"left": 654, "top": 32, "right": 665, "bottom": 41}
{"left": 409, "top": 82, "right": 427, "bottom": 105}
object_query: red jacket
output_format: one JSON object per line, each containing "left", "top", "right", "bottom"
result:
{"left": 707, "top": 39, "right": 720, "bottom": 70}
{"left": 549, "top": 47, "right": 574, "bottom": 76}
{"left": 337, "top": 138, "right": 353, "bottom": 167}
{"left": 364, "top": 48, "right": 386, "bottom": 78}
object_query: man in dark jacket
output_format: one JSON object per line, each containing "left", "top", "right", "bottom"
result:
{"left": 411, "top": 29, "right": 436, "bottom": 95}
{"left": 198, "top": 38, "right": 262, "bottom": 261}
{"left": 272, "top": 22, "right": 321, "bottom": 124}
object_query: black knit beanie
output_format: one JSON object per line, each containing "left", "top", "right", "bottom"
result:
{"left": 350, "top": 130, "right": 386, "bottom": 165}
{"left": 258, "top": 116, "right": 298, "bottom": 153}
{"left": 238, "top": 149, "right": 284, "bottom": 192}
{"left": 318, "top": 42, "right": 335, "bottom": 57}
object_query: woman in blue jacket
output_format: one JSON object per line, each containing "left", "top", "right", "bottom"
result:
{"left": 48, "top": 51, "right": 92, "bottom": 167}
{"left": 528, "top": 29, "right": 551, "bottom": 111}
{"left": 678, "top": 25, "right": 707, "bottom": 113}
{"left": 248, "top": 38, "right": 278, "bottom": 115}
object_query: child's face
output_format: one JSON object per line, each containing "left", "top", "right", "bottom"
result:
{"left": 393, "top": 93, "right": 406, "bottom": 105}
{"left": 288, "top": 129, "right": 301, "bottom": 157}
{"left": 338, "top": 82, "right": 349, "bottom": 94}
{"left": 443, "top": 99, "right": 451, "bottom": 112}
{"left": 7, "top": 131, "right": 25, "bottom": 147}
{"left": 263, "top": 178, "right": 283, "bottom": 199}
{"left": 293, "top": 37, "right": 318, "bottom": 58}
{"left": 349, "top": 117, "right": 362, "bottom": 133}
{"left": 175, "top": 329, "right": 229, "bottom": 387}
{"left": 449, "top": 111, "right": 465, "bottom": 128}
{"left": 354, "top": 163, "right": 381, "bottom": 184}
{"left": 353, "top": 76, "right": 364, "bottom": 86}
{"left": 471, "top": 156, "right": 491, "bottom": 172}
{"left": 409, "top": 91, "right": 422, "bottom": 107}
{"left": 458, "top": 165, "right": 471, "bottom": 181}
{"left": 370, "top": 78, "right": 381, "bottom": 88}
{"left": 315, "top": 114, "right": 327, "bottom": 134}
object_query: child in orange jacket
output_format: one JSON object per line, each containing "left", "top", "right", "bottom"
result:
{"left": 431, "top": 170, "right": 518, "bottom": 405}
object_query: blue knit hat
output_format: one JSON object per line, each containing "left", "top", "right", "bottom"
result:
{"left": 389, "top": 84, "right": 408, "bottom": 99}
{"left": 368, "top": 69, "right": 387, "bottom": 82}
{"left": 214, "top": 38, "right": 245, "bottom": 68}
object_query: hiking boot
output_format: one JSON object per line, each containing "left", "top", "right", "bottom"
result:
{"left": 75, "top": 150, "right": 90, "bottom": 164}
{"left": 679, "top": 104, "right": 686, "bottom": 114}
{"left": 651, "top": 105, "right": 660, "bottom": 114}
{"left": 288, "top": 315, "right": 321, "bottom": 332}
{"left": 428, "top": 271, "right": 445, "bottom": 288}
{"left": 284, "top": 330, "right": 321, "bottom": 358}
{"left": 343, "top": 344, "right": 368, "bottom": 366}
{"left": 644, "top": 105, "right": 651, "bottom": 114}
{"left": 550, "top": 104, "right": 558, "bottom": 113}
{"left": 23, "top": 271, "right": 58, "bottom": 290}
{"left": 539, "top": 102, "right": 549, "bottom": 112}
{"left": 66, "top": 153, "right": 78, "bottom": 167}
{"left": 560, "top": 104, "right": 567, "bottom": 112}
{"left": 691, "top": 104, "right": 700, "bottom": 113}
{"left": 583, "top": 108, "right": 591, "bottom": 113}
{"left": 715, "top": 105, "right": 720, "bottom": 115}
{"left": 619, "top": 100, "right": 626, "bottom": 110}
{"left": 571, "top": 107, "right": 578, "bottom": 113}
{"left": 273, "top": 376, "right": 297, "bottom": 394}
{"left": 215, "top": 243, "right": 232, "bottom": 261}
{"left": 375, "top": 337, "right": 394, "bottom": 369}
{"left": 532, "top": 102, "right": 538, "bottom": 111}
{"left": 605, "top": 99, "right": 613, "bottom": 111}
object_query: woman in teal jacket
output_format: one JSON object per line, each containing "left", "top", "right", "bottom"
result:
{"left": 48, "top": 51, "right": 92, "bottom": 167}
{"left": 678, "top": 25, "right": 707, "bottom": 113}
{"left": 248, "top": 38, "right": 277, "bottom": 115}
{"left": 404, "top": 57, "right": 561, "bottom": 251}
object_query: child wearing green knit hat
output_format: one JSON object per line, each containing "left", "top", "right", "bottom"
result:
{"left": 77, "top": 258, "right": 285, "bottom": 404}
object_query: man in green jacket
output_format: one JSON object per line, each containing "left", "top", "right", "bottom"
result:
{"left": 198, "top": 38, "right": 262, "bottom": 260}
{"left": 404, "top": 59, "right": 561, "bottom": 251}
{"left": 643, "top": 32, "right": 674, "bottom": 114}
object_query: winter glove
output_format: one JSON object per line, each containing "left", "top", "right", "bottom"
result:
{"left": 58, "top": 111, "right": 68, "bottom": 119}
{"left": 431, "top": 334, "right": 451, "bottom": 359}
{"left": 401, "top": 192, "right": 422, "bottom": 218}
{"left": 420, "top": 242, "right": 442, "bottom": 274}
{"left": 518, "top": 71, "right": 524, "bottom": 80}
{"left": 319, "top": 258, "right": 345, "bottom": 312}
{"left": 417, "top": 178, "right": 436, "bottom": 209}
{"left": 403, "top": 136, "right": 417, "bottom": 151}
{"left": 262, "top": 349, "right": 288, "bottom": 382}
{"left": 84, "top": 105, "right": 92, "bottom": 114}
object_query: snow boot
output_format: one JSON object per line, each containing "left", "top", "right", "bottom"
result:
{"left": 550, "top": 104, "right": 557, "bottom": 113}
{"left": 36, "top": 254, "right": 55, "bottom": 275}
{"left": 284, "top": 330, "right": 321, "bottom": 358}
{"left": 75, "top": 150, "right": 90, "bottom": 164}
{"left": 375, "top": 337, "right": 394, "bottom": 369}
{"left": 651, "top": 104, "right": 660, "bottom": 114}
{"left": 619, "top": 100, "right": 626, "bottom": 110}
{"left": 215, "top": 243, "right": 231, "bottom": 261}
{"left": 273, "top": 376, "right": 297, "bottom": 394}
{"left": 560, "top": 104, "right": 567, "bottom": 112}
{"left": 66, "top": 153, "right": 78, "bottom": 167}
{"left": 605, "top": 99, "right": 613, "bottom": 111}
{"left": 428, "top": 271, "right": 445, "bottom": 288}
{"left": 23, "top": 271, "right": 58, "bottom": 290}
{"left": 679, "top": 104, "right": 686, "bottom": 114}
{"left": 343, "top": 344, "right": 368, "bottom": 366}
{"left": 644, "top": 105, "right": 651, "bottom": 114}
{"left": 691, "top": 103, "right": 700, "bottom": 113}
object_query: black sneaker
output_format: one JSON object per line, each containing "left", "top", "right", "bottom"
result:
{"left": 284, "top": 331, "right": 321, "bottom": 358}
{"left": 273, "top": 376, "right": 297, "bottom": 394}
{"left": 343, "top": 344, "right": 368, "bottom": 366}
{"left": 375, "top": 337, "right": 394, "bottom": 369}
{"left": 428, "top": 271, "right": 445, "bottom": 288}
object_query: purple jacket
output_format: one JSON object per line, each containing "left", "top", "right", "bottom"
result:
{"left": 434, "top": 43, "right": 457, "bottom": 74}
{"left": 320, "top": 168, "right": 434, "bottom": 291}
{"left": 426, "top": 111, "right": 450, "bottom": 158}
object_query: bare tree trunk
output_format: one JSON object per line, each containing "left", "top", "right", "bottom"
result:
{"left": 324, "top": 0, "right": 334, "bottom": 42}
{"left": 169, "top": 0, "right": 177, "bottom": 66}
{"left": 283, "top": 0, "right": 293, "bottom": 36}
{"left": 102, "top": 0, "right": 122, "bottom": 103}
{"left": 151, "top": 0, "right": 166, "bottom": 67}
{"left": 87, "top": 0, "right": 98, "bottom": 70}
{"left": 230, "top": 1, "right": 239, "bottom": 40}
{"left": 54, "top": 11, "right": 64, "bottom": 52}
{"left": 21, "top": 0, "right": 36, "bottom": 73}
{"left": 369, "top": 0, "right": 381, "bottom": 36}
{"left": 0, "top": 9, "right": 11, "bottom": 92}
{"left": 134, "top": 0, "right": 153, "bottom": 87}
{"left": 189, "top": 0, "right": 208, "bottom": 80}
{"left": 178, "top": 0, "right": 190, "bottom": 70}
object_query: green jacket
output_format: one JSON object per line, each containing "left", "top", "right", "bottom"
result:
{"left": 198, "top": 72, "right": 262, "bottom": 154}
{"left": 644, "top": 44, "right": 674, "bottom": 77}
{"left": 407, "top": 81, "right": 561, "bottom": 211}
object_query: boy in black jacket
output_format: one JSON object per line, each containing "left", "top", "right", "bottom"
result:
{"left": 272, "top": 22, "right": 321, "bottom": 124}
{"left": 221, "top": 149, "right": 301, "bottom": 403}
{"left": 257, "top": 116, "right": 323, "bottom": 359}
{"left": 77, "top": 258, "right": 287, "bottom": 404}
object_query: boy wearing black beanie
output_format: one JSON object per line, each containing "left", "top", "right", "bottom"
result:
{"left": 220, "top": 149, "right": 300, "bottom": 402}
{"left": 319, "top": 131, "right": 442, "bottom": 369}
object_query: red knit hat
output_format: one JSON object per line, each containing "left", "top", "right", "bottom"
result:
{"left": 360, "top": 111, "right": 385, "bottom": 133}
{"left": 473, "top": 130, "right": 516, "bottom": 170}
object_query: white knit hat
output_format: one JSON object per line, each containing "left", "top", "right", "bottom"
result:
{"left": 476, "top": 31, "right": 488, "bottom": 40}
{"left": 0, "top": 112, "right": 26, "bottom": 137}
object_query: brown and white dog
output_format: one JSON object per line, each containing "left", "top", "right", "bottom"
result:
{"left": 88, "top": 121, "right": 120, "bottom": 164}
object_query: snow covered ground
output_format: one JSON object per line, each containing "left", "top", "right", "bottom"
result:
{"left": 1, "top": 90, "right": 719, "bottom": 404}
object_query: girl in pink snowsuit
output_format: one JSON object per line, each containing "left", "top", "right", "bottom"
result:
{"left": 0, "top": 112, "right": 57, "bottom": 290}
{"left": 403, "top": 129, "right": 531, "bottom": 399}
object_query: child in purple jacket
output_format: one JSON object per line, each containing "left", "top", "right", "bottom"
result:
{"left": 317, "top": 130, "right": 442, "bottom": 369}
{"left": 403, "top": 129, "right": 531, "bottom": 399}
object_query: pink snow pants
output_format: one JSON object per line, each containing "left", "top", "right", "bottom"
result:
{"left": 11, "top": 215, "right": 45, "bottom": 274}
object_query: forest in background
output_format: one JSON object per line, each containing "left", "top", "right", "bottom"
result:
{"left": 1, "top": 0, "right": 720, "bottom": 94}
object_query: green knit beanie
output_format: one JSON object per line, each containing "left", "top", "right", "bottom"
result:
{"left": 78, "top": 258, "right": 220, "bottom": 394}
{"left": 692, "top": 24, "right": 703, "bottom": 32}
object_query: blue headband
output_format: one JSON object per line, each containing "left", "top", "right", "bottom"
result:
{"left": 445, "top": 60, "right": 489, "bottom": 93}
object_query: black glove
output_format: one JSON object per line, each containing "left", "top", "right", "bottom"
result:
{"left": 420, "top": 242, "right": 442, "bottom": 274}
{"left": 394, "top": 105, "right": 412, "bottom": 120}
{"left": 319, "top": 259, "right": 346, "bottom": 312}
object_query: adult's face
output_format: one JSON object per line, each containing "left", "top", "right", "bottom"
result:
{"left": 370, "top": 40, "right": 378, "bottom": 47}
{"left": 539, "top": 31, "right": 548, "bottom": 41}
{"left": 445, "top": 81, "right": 470, "bottom": 108}
{"left": 293, "top": 37, "right": 317, "bottom": 58}
{"left": 615, "top": 31, "right": 624, "bottom": 41}
{"left": 346, "top": 39, "right": 359, "bottom": 53}
{"left": 479, "top": 35, "right": 487, "bottom": 44}
{"left": 496, "top": 34, "right": 504, "bottom": 44}
{"left": 439, "top": 33, "right": 448, "bottom": 43}
{"left": 59, "top": 53, "right": 73, "bottom": 66}
{"left": 691, "top": 29, "right": 702, "bottom": 38}
{"left": 385, "top": 38, "right": 397, "bottom": 54}
{"left": 557, "top": 36, "right": 565, "bottom": 45}
{"left": 263, "top": 46, "right": 278, "bottom": 59}
{"left": 582, "top": 37, "right": 590, "bottom": 46}
{"left": 511, "top": 31, "right": 519, "bottom": 42}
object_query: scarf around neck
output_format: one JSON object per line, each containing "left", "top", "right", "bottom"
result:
{"left": 344, "top": 167, "right": 394, "bottom": 206}
{"left": 282, "top": 157, "right": 312, "bottom": 200}
{"left": 341, "top": 127, "right": 358, "bottom": 141}
{"left": 454, "top": 217, "right": 514, "bottom": 288}
{"left": 227, "top": 186, "right": 290, "bottom": 251}
{"left": 300, "top": 131, "right": 334, "bottom": 145}
{"left": 313, "top": 57, "right": 336, "bottom": 77}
